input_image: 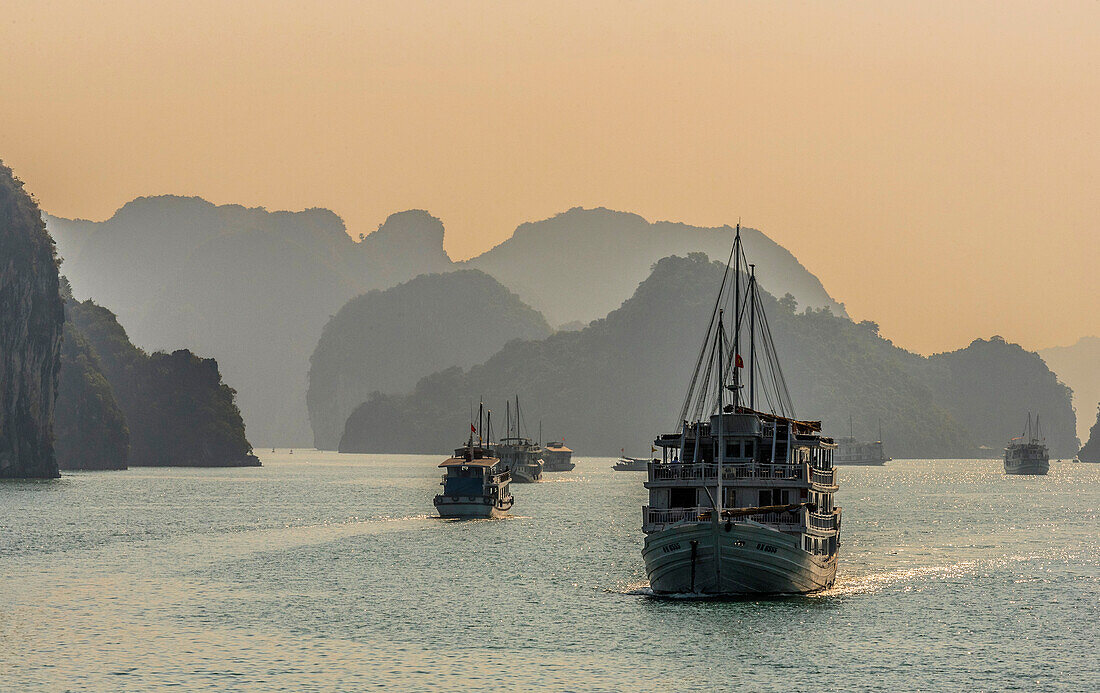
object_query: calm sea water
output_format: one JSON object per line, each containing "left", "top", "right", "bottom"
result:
{"left": 1, "top": 453, "right": 1097, "bottom": 691}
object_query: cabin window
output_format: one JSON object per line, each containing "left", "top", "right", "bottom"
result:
{"left": 745, "top": 440, "right": 755, "bottom": 459}
{"left": 804, "top": 536, "right": 812, "bottom": 551}
{"left": 759, "top": 489, "right": 774, "bottom": 506}
{"left": 726, "top": 440, "right": 739, "bottom": 459}
{"left": 669, "top": 487, "right": 697, "bottom": 508}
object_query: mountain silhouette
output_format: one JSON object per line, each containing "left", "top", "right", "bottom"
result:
{"left": 307, "top": 270, "right": 551, "bottom": 449}
{"left": 463, "top": 207, "right": 845, "bottom": 327}
{"left": 340, "top": 253, "right": 1074, "bottom": 457}
{"left": 48, "top": 199, "right": 453, "bottom": 445}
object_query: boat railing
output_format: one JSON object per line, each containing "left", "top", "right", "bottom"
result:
{"left": 809, "top": 467, "right": 836, "bottom": 486}
{"left": 648, "top": 462, "right": 805, "bottom": 482}
{"left": 728, "top": 463, "right": 803, "bottom": 481}
{"left": 642, "top": 506, "right": 712, "bottom": 526}
{"left": 642, "top": 506, "right": 804, "bottom": 529}
{"left": 808, "top": 511, "right": 838, "bottom": 531}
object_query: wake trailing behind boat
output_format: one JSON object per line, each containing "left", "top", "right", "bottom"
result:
{"left": 639, "top": 225, "right": 841, "bottom": 596}
{"left": 434, "top": 403, "right": 514, "bottom": 519}
{"left": 1004, "top": 412, "right": 1049, "bottom": 475}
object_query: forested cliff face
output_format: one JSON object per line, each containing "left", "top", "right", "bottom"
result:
{"left": 928, "top": 337, "right": 1079, "bottom": 457}
{"left": 0, "top": 161, "right": 64, "bottom": 478}
{"left": 1078, "top": 405, "right": 1100, "bottom": 463}
{"left": 307, "top": 270, "right": 551, "bottom": 449}
{"left": 54, "top": 317, "right": 129, "bottom": 470}
{"left": 63, "top": 297, "right": 259, "bottom": 467}
{"left": 340, "top": 254, "right": 1075, "bottom": 458}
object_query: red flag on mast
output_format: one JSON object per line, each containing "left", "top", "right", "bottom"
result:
{"left": 470, "top": 424, "right": 477, "bottom": 433}
{"left": 735, "top": 354, "right": 744, "bottom": 368}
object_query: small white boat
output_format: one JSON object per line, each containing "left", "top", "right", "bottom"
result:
{"left": 613, "top": 456, "right": 653, "bottom": 472}
{"left": 1004, "top": 413, "right": 1049, "bottom": 475}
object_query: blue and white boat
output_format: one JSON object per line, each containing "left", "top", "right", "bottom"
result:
{"left": 434, "top": 406, "right": 514, "bottom": 519}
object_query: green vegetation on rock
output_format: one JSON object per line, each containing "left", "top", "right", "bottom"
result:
{"left": 308, "top": 270, "right": 551, "bottom": 449}
{"left": 60, "top": 296, "right": 259, "bottom": 467}
{"left": 1077, "top": 405, "right": 1100, "bottom": 463}
{"left": 55, "top": 317, "right": 130, "bottom": 470}
{"left": 340, "top": 254, "right": 1075, "bottom": 458}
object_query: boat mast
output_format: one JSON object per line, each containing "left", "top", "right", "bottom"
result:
{"left": 716, "top": 310, "right": 725, "bottom": 516}
{"left": 506, "top": 401, "right": 511, "bottom": 440}
{"left": 478, "top": 401, "right": 484, "bottom": 446}
{"left": 749, "top": 263, "right": 756, "bottom": 411}
{"left": 732, "top": 223, "right": 741, "bottom": 407}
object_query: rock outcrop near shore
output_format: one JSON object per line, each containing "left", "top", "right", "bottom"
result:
{"left": 1078, "top": 405, "right": 1100, "bottom": 463}
{"left": 0, "top": 161, "right": 64, "bottom": 478}
{"left": 62, "top": 297, "right": 259, "bottom": 468}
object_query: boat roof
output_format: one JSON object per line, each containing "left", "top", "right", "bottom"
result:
{"left": 545, "top": 443, "right": 572, "bottom": 452}
{"left": 439, "top": 457, "right": 500, "bottom": 468}
{"left": 733, "top": 405, "right": 822, "bottom": 433}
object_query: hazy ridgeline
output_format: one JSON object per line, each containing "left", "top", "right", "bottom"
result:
{"left": 463, "top": 206, "right": 845, "bottom": 326}
{"left": 48, "top": 201, "right": 845, "bottom": 447}
{"left": 0, "top": 161, "right": 64, "bottom": 478}
{"left": 48, "top": 200, "right": 454, "bottom": 446}
{"left": 340, "top": 254, "right": 1078, "bottom": 458}
{"left": 307, "top": 270, "right": 551, "bottom": 449}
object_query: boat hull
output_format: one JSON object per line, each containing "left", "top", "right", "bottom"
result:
{"left": 433, "top": 496, "right": 510, "bottom": 519}
{"left": 643, "top": 522, "right": 836, "bottom": 595}
{"left": 509, "top": 465, "right": 542, "bottom": 483}
{"left": 541, "top": 457, "right": 575, "bottom": 472}
{"left": 1004, "top": 458, "right": 1049, "bottom": 475}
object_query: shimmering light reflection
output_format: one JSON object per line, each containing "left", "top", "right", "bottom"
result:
{"left": 1, "top": 455, "right": 1097, "bottom": 691}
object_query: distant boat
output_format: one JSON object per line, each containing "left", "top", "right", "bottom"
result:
{"left": 492, "top": 396, "right": 543, "bottom": 483}
{"left": 540, "top": 440, "right": 575, "bottom": 472}
{"left": 834, "top": 415, "right": 889, "bottom": 466}
{"left": 613, "top": 450, "right": 654, "bottom": 472}
{"left": 1004, "top": 413, "right": 1049, "bottom": 475}
{"left": 434, "top": 403, "right": 514, "bottom": 519}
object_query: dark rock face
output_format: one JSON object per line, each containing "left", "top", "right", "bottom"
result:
{"left": 308, "top": 270, "right": 551, "bottom": 449}
{"left": 0, "top": 161, "right": 64, "bottom": 478}
{"left": 54, "top": 319, "right": 130, "bottom": 470}
{"left": 64, "top": 297, "right": 259, "bottom": 467}
{"left": 1079, "top": 405, "right": 1100, "bottom": 463}
{"left": 929, "top": 337, "right": 1080, "bottom": 458}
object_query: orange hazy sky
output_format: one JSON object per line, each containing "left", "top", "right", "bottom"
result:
{"left": 1, "top": 0, "right": 1096, "bottom": 354}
